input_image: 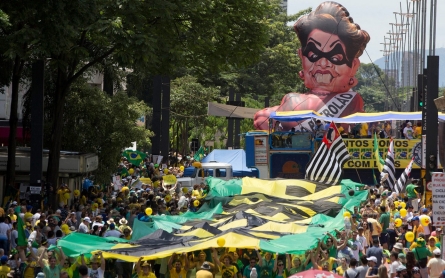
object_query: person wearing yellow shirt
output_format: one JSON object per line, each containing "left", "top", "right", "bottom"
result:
{"left": 58, "top": 184, "right": 71, "bottom": 207}
{"left": 212, "top": 248, "right": 238, "bottom": 278}
{"left": 360, "top": 122, "right": 369, "bottom": 138}
{"left": 412, "top": 217, "right": 424, "bottom": 239}
{"left": 61, "top": 258, "right": 80, "bottom": 278}
{"left": 413, "top": 122, "right": 422, "bottom": 139}
{"left": 335, "top": 257, "right": 348, "bottom": 275}
{"left": 427, "top": 236, "right": 439, "bottom": 258}
{"left": 135, "top": 258, "right": 156, "bottom": 278}
{"left": 122, "top": 228, "right": 132, "bottom": 240}
{"left": 0, "top": 255, "right": 10, "bottom": 278}
{"left": 19, "top": 246, "right": 38, "bottom": 278}
{"left": 366, "top": 217, "right": 383, "bottom": 239}
{"left": 8, "top": 208, "right": 17, "bottom": 223}
{"left": 168, "top": 253, "right": 189, "bottom": 278}
{"left": 192, "top": 184, "right": 202, "bottom": 199}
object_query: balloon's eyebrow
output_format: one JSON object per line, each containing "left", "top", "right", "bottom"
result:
{"left": 330, "top": 40, "right": 341, "bottom": 48}
{"left": 307, "top": 38, "right": 321, "bottom": 47}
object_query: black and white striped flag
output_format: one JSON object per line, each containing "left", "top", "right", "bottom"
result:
{"left": 305, "top": 122, "right": 350, "bottom": 185}
{"left": 381, "top": 139, "right": 396, "bottom": 191}
{"left": 394, "top": 158, "right": 414, "bottom": 193}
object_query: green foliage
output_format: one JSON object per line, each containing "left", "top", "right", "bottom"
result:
{"left": 168, "top": 3, "right": 309, "bottom": 148}
{"left": 170, "top": 76, "right": 219, "bottom": 153}
{"left": 199, "top": 3, "right": 308, "bottom": 107}
{"left": 354, "top": 63, "right": 396, "bottom": 112}
{"left": 58, "top": 80, "right": 153, "bottom": 183}
{"left": 0, "top": 9, "right": 9, "bottom": 30}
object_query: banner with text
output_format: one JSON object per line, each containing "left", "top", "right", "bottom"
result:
{"left": 343, "top": 138, "right": 422, "bottom": 169}
{"left": 432, "top": 172, "right": 445, "bottom": 226}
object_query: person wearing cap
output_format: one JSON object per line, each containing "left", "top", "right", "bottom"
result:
{"left": 406, "top": 180, "right": 421, "bottom": 212}
{"left": 17, "top": 245, "right": 37, "bottom": 278}
{"left": 412, "top": 237, "right": 431, "bottom": 278}
{"left": 78, "top": 217, "right": 91, "bottom": 234}
{"left": 211, "top": 247, "right": 238, "bottom": 278}
{"left": 168, "top": 252, "right": 189, "bottom": 278}
{"left": 395, "top": 264, "right": 408, "bottom": 278}
{"left": 392, "top": 243, "right": 404, "bottom": 254}
{"left": 118, "top": 218, "right": 132, "bottom": 234}
{"left": 411, "top": 217, "right": 424, "bottom": 239}
{"left": 313, "top": 120, "right": 324, "bottom": 138}
{"left": 81, "top": 251, "right": 105, "bottom": 278}
{"left": 135, "top": 257, "right": 156, "bottom": 278}
{"left": 403, "top": 122, "right": 414, "bottom": 140}
{"left": 196, "top": 261, "right": 213, "bottom": 278}
{"left": 428, "top": 236, "right": 440, "bottom": 258}
{"left": 397, "top": 253, "right": 406, "bottom": 265}
{"left": 365, "top": 256, "right": 378, "bottom": 277}
{"left": 0, "top": 255, "right": 10, "bottom": 278}
{"left": 39, "top": 246, "right": 66, "bottom": 278}
{"left": 103, "top": 223, "right": 121, "bottom": 238}
{"left": 427, "top": 248, "right": 445, "bottom": 278}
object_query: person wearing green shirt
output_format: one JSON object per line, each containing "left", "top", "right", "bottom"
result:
{"left": 412, "top": 238, "right": 431, "bottom": 274}
{"left": 406, "top": 180, "right": 420, "bottom": 211}
{"left": 379, "top": 206, "right": 390, "bottom": 250}
{"left": 39, "top": 246, "right": 66, "bottom": 278}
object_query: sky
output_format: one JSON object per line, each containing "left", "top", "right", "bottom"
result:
{"left": 288, "top": 0, "right": 445, "bottom": 63}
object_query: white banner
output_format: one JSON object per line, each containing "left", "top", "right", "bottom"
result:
{"left": 432, "top": 172, "right": 445, "bottom": 225}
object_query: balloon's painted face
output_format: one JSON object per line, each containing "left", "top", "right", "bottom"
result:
{"left": 299, "top": 30, "right": 360, "bottom": 94}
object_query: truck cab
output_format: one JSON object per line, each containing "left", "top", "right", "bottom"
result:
{"left": 177, "top": 162, "right": 233, "bottom": 191}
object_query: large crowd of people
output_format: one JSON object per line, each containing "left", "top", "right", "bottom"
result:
{"left": 0, "top": 155, "right": 442, "bottom": 278}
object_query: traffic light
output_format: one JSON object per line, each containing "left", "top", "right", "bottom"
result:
{"left": 428, "top": 154, "right": 437, "bottom": 172}
{"left": 418, "top": 90, "right": 423, "bottom": 110}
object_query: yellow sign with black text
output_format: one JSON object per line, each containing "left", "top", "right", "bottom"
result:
{"left": 343, "top": 138, "right": 422, "bottom": 169}
{"left": 163, "top": 174, "right": 177, "bottom": 185}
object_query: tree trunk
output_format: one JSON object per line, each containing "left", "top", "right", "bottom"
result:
{"left": 6, "top": 56, "right": 24, "bottom": 191}
{"left": 46, "top": 70, "right": 68, "bottom": 209}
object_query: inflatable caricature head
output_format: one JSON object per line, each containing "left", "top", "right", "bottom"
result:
{"left": 294, "top": 1, "right": 370, "bottom": 94}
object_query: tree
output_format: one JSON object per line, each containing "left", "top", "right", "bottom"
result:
{"left": 41, "top": 79, "right": 152, "bottom": 184}
{"left": 200, "top": 3, "right": 310, "bottom": 105}
{"left": 0, "top": 0, "right": 42, "bottom": 189}
{"left": 2, "top": 0, "right": 272, "bottom": 204}
{"left": 166, "top": 3, "right": 310, "bottom": 148}
{"left": 170, "top": 76, "right": 219, "bottom": 154}
{"left": 354, "top": 63, "right": 397, "bottom": 112}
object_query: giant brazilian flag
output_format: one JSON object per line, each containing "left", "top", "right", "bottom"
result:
{"left": 56, "top": 177, "right": 368, "bottom": 262}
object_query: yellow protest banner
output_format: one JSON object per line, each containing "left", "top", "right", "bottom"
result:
{"left": 343, "top": 138, "right": 422, "bottom": 169}
{"left": 163, "top": 174, "right": 177, "bottom": 185}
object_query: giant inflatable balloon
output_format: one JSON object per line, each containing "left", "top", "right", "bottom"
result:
{"left": 254, "top": 2, "right": 370, "bottom": 131}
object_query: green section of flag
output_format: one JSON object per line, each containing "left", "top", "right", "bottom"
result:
{"left": 14, "top": 207, "right": 27, "bottom": 246}
{"left": 122, "top": 150, "right": 147, "bottom": 166}
{"left": 194, "top": 146, "right": 205, "bottom": 162}
{"left": 373, "top": 134, "right": 384, "bottom": 172}
{"left": 372, "top": 168, "right": 378, "bottom": 185}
